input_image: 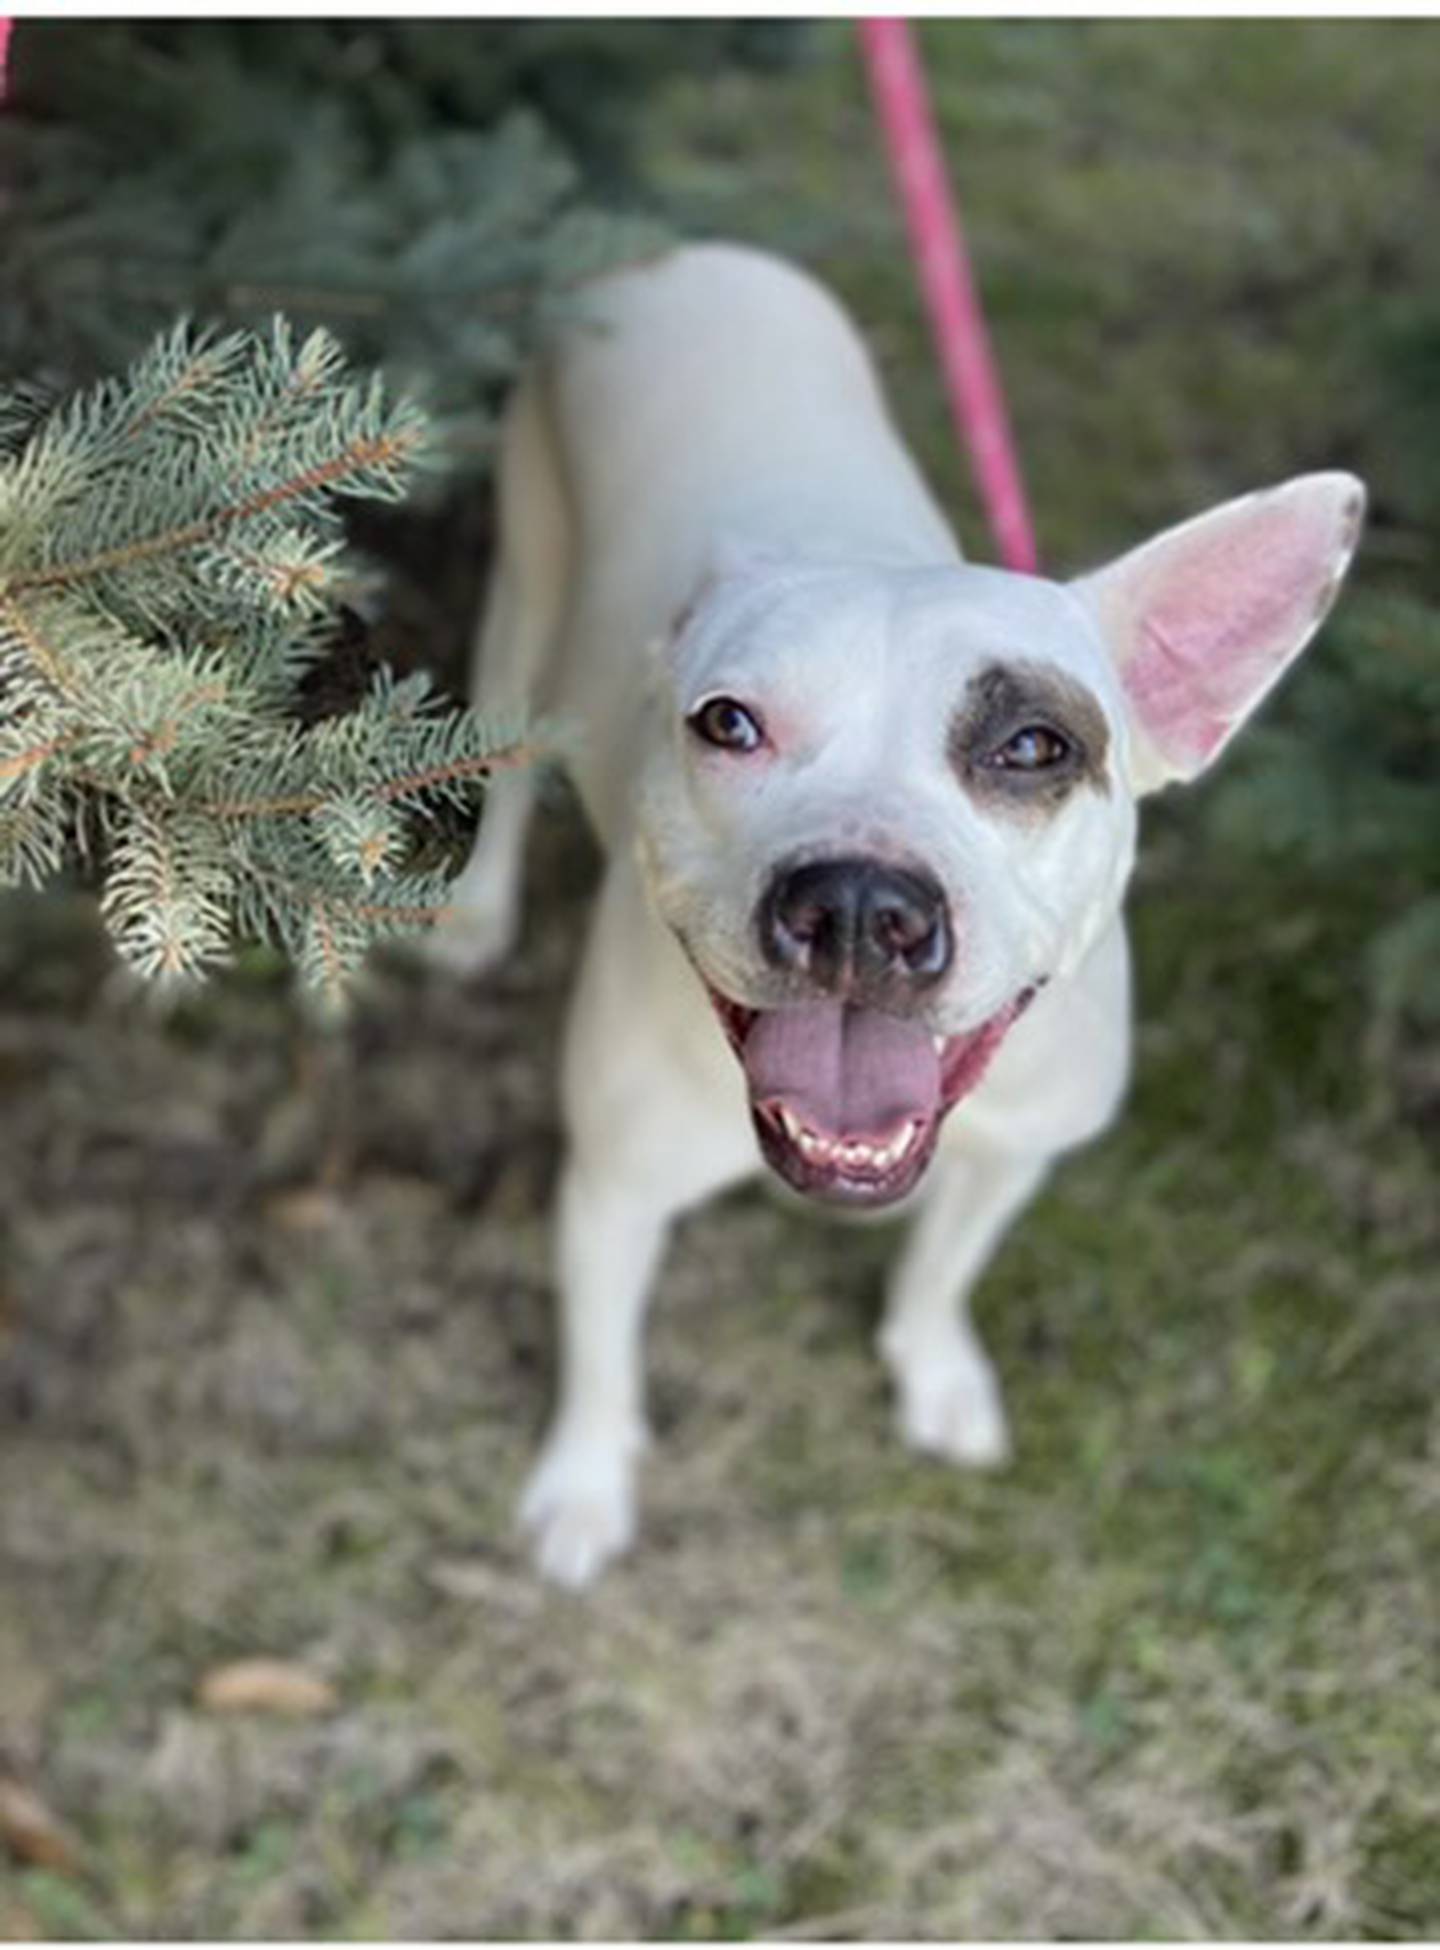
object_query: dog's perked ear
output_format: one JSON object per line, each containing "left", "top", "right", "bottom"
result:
{"left": 1071, "top": 471, "right": 1366, "bottom": 796}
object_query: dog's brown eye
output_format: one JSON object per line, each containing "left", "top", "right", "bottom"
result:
{"left": 689, "top": 696, "right": 764, "bottom": 753}
{"left": 989, "top": 725, "right": 1073, "bottom": 771}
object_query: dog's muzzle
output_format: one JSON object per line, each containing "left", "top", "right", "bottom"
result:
{"left": 685, "top": 854, "right": 1029, "bottom": 1210}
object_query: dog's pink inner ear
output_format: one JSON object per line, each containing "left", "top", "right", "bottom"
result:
{"left": 1080, "top": 474, "right": 1363, "bottom": 788}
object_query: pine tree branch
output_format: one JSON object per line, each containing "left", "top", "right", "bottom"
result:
{"left": 353, "top": 899, "right": 453, "bottom": 927}
{"left": 198, "top": 739, "right": 540, "bottom": 821}
{"left": 121, "top": 341, "right": 241, "bottom": 443}
{"left": 125, "top": 680, "right": 230, "bottom": 768}
{"left": 372, "top": 744, "right": 539, "bottom": 803}
{"left": 0, "top": 733, "right": 73, "bottom": 785}
{"left": 3, "top": 428, "right": 424, "bottom": 598}
{"left": 267, "top": 877, "right": 455, "bottom": 931}
{"left": 310, "top": 895, "right": 345, "bottom": 1003}
{"left": 227, "top": 328, "right": 346, "bottom": 478}
{"left": 0, "top": 316, "right": 539, "bottom": 992}
{"left": 218, "top": 544, "right": 333, "bottom": 609}
{"left": 0, "top": 592, "right": 82, "bottom": 699}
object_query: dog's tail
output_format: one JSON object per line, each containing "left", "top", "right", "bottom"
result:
{"left": 470, "top": 370, "right": 573, "bottom": 725}
{"left": 423, "top": 372, "right": 573, "bottom": 979}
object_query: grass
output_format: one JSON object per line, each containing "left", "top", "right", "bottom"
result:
{"left": 2, "top": 19, "right": 1439, "bottom": 1941}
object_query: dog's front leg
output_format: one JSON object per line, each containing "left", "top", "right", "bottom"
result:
{"left": 518, "top": 867, "right": 756, "bottom": 1587}
{"left": 519, "top": 1123, "right": 755, "bottom": 1587}
{"left": 516, "top": 1158, "right": 668, "bottom": 1588}
{"left": 878, "top": 1141, "right": 1050, "bottom": 1467}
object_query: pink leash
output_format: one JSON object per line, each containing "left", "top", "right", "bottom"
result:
{"left": 0, "top": 18, "right": 10, "bottom": 100}
{"left": 858, "top": 18, "right": 1039, "bottom": 574}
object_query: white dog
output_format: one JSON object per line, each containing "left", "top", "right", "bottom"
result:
{"left": 432, "top": 244, "right": 1364, "bottom": 1588}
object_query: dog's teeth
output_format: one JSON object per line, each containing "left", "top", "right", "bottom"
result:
{"left": 782, "top": 1116, "right": 927, "bottom": 1176}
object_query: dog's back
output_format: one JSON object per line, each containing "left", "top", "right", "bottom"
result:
{"left": 554, "top": 245, "right": 951, "bottom": 562}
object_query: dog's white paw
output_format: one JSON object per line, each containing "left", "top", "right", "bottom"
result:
{"left": 423, "top": 901, "right": 517, "bottom": 980}
{"left": 882, "top": 1336, "right": 1013, "bottom": 1469}
{"left": 517, "top": 1438, "right": 637, "bottom": 1589}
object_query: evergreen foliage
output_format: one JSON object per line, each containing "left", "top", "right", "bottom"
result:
{"left": 0, "top": 318, "right": 530, "bottom": 1003}
{"left": 0, "top": 23, "right": 665, "bottom": 466}
{"left": 1208, "top": 590, "right": 1440, "bottom": 1032}
{"left": 1205, "top": 299, "right": 1440, "bottom": 1038}
{"left": 0, "top": 21, "right": 805, "bottom": 442}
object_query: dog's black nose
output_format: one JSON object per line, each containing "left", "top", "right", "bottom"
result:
{"left": 760, "top": 858, "right": 952, "bottom": 996}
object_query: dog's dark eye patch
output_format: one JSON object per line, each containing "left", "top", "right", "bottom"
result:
{"left": 951, "top": 661, "right": 1111, "bottom": 811}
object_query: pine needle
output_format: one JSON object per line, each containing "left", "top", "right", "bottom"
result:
{"left": 0, "top": 319, "right": 530, "bottom": 992}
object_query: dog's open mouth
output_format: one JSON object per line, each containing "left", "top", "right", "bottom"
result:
{"left": 707, "top": 988, "right": 1036, "bottom": 1208}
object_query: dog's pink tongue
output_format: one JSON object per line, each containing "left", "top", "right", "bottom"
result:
{"left": 742, "top": 1002, "right": 940, "bottom": 1137}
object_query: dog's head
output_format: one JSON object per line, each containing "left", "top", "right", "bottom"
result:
{"left": 634, "top": 472, "right": 1365, "bottom": 1209}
